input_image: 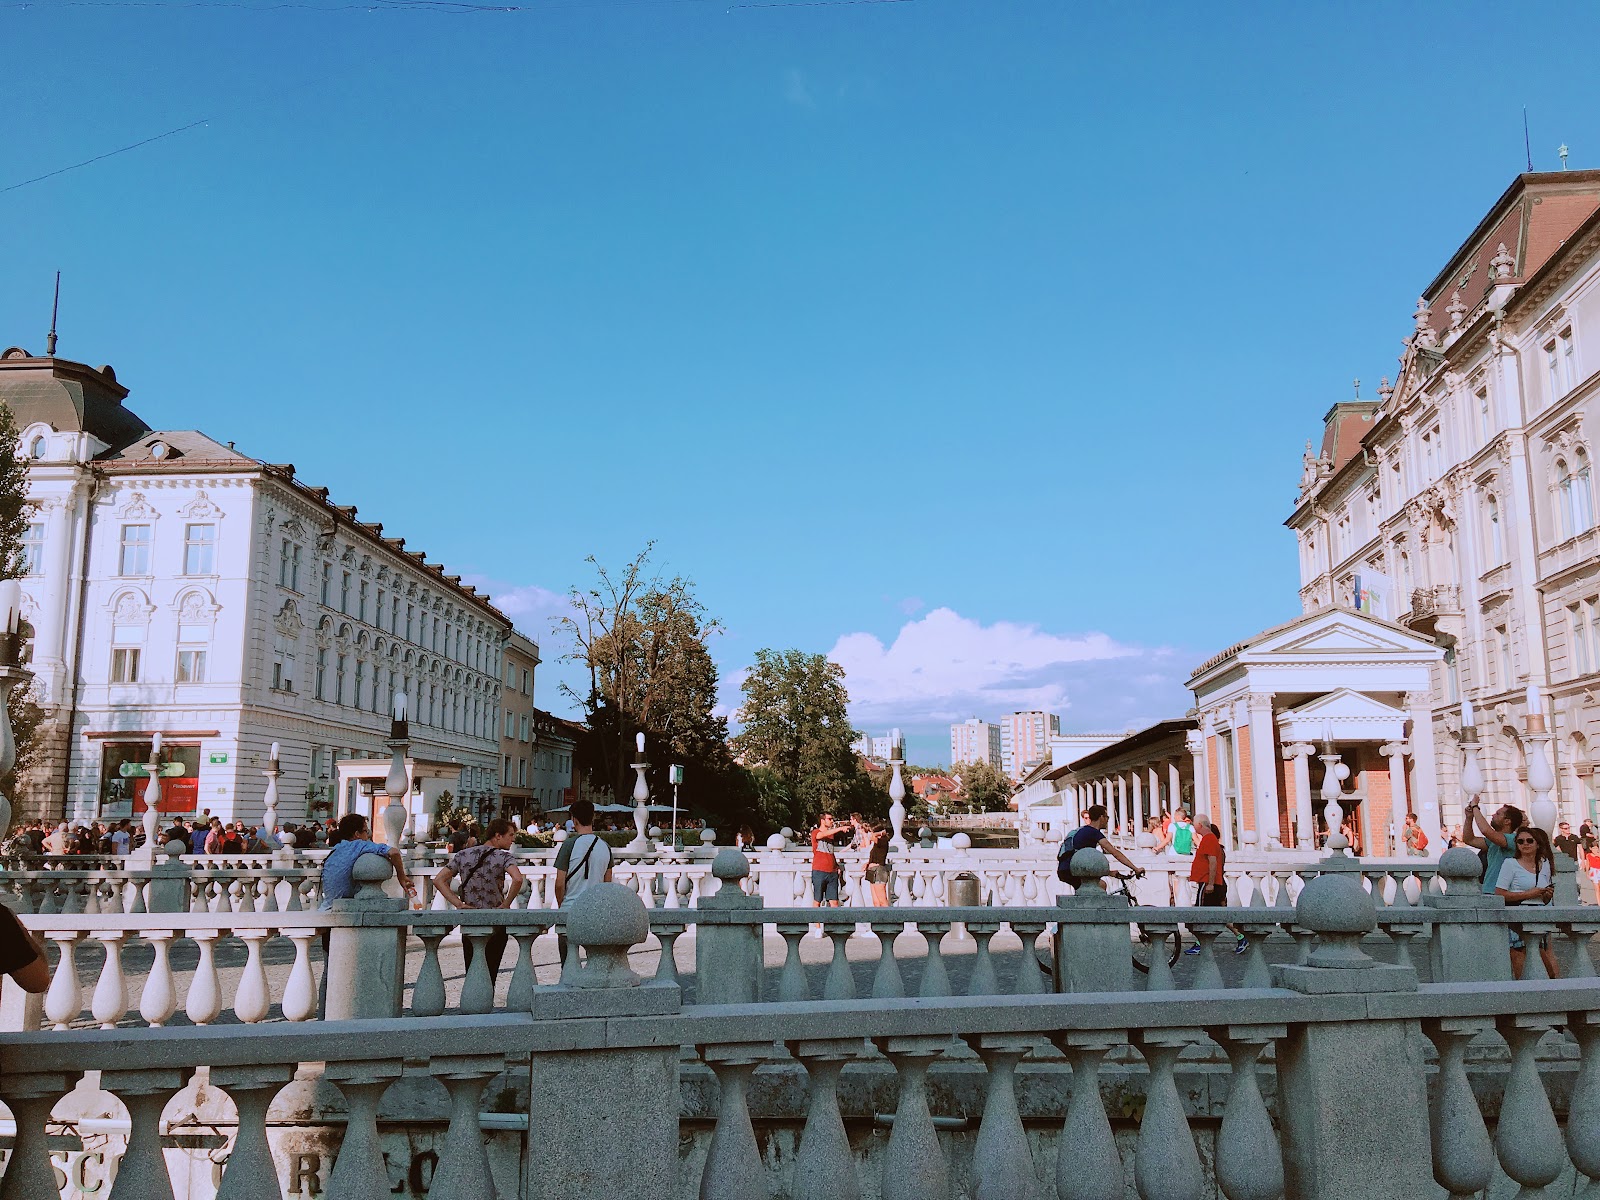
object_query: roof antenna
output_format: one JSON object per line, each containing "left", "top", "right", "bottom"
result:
{"left": 1560, "top": 143, "right": 1570, "bottom": 170}
{"left": 45, "top": 271, "right": 60, "bottom": 357}
{"left": 1353, "top": 377, "right": 1361, "bottom": 399}
{"left": 1523, "top": 107, "right": 1533, "bottom": 172}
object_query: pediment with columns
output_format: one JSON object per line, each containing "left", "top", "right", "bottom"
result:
{"left": 1276, "top": 688, "right": 1410, "bottom": 743}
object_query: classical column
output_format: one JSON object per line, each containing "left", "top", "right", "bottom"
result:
{"left": 1167, "top": 760, "right": 1181, "bottom": 817}
{"left": 1405, "top": 693, "right": 1443, "bottom": 849}
{"left": 1380, "top": 741, "right": 1411, "bottom": 854}
{"left": 1147, "top": 765, "right": 1161, "bottom": 818}
{"left": 1245, "top": 692, "right": 1278, "bottom": 846}
{"left": 1185, "top": 731, "right": 1209, "bottom": 820}
{"left": 1130, "top": 771, "right": 1143, "bottom": 836}
{"left": 1282, "top": 744, "right": 1316, "bottom": 850}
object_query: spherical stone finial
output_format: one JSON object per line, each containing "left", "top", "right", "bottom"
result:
{"left": 1295, "top": 872, "right": 1376, "bottom": 935}
{"left": 566, "top": 881, "right": 650, "bottom": 950}
{"left": 779, "top": 827, "right": 795, "bottom": 842}
{"left": 647, "top": 826, "right": 662, "bottom": 839}
{"left": 1438, "top": 846, "right": 1483, "bottom": 888}
{"left": 1069, "top": 847, "right": 1111, "bottom": 883}
{"left": 764, "top": 833, "right": 786, "bottom": 851}
{"left": 950, "top": 832, "right": 972, "bottom": 850}
{"left": 163, "top": 838, "right": 186, "bottom": 861}
{"left": 565, "top": 882, "right": 650, "bottom": 988}
{"left": 712, "top": 847, "right": 750, "bottom": 883}
{"left": 700, "top": 828, "right": 717, "bottom": 845}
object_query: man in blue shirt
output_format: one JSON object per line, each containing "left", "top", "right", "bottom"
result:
{"left": 1062, "top": 805, "right": 1145, "bottom": 878}
{"left": 319, "top": 812, "right": 413, "bottom": 910}
{"left": 1462, "top": 800, "right": 1525, "bottom": 895}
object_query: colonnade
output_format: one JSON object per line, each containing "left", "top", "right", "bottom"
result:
{"left": 1061, "top": 758, "right": 1188, "bottom": 841}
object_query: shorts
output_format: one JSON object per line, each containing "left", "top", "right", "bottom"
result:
{"left": 865, "top": 863, "right": 890, "bottom": 885}
{"left": 1195, "top": 882, "right": 1227, "bottom": 907}
{"left": 811, "top": 869, "right": 840, "bottom": 903}
{"left": 1509, "top": 927, "right": 1548, "bottom": 951}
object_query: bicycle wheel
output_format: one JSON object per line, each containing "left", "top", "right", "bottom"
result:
{"left": 1130, "top": 926, "right": 1181, "bottom": 974}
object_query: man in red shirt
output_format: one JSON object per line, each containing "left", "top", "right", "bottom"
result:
{"left": 1185, "top": 816, "right": 1246, "bottom": 955}
{"left": 810, "top": 813, "right": 844, "bottom": 907}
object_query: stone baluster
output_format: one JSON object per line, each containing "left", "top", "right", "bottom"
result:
{"left": 775, "top": 924, "right": 810, "bottom": 1001}
{"left": 1568, "top": 1010, "right": 1600, "bottom": 1193}
{"left": 1057, "top": 850, "right": 1135, "bottom": 993}
{"left": 870, "top": 922, "right": 906, "bottom": 999}
{"left": 876, "top": 1035, "right": 951, "bottom": 1200}
{"left": 1493, "top": 1014, "right": 1566, "bottom": 1196}
{"left": 918, "top": 921, "right": 952, "bottom": 998}
{"left": 186, "top": 929, "right": 224, "bottom": 1025}
{"left": 60, "top": 878, "right": 84, "bottom": 915}
{"left": 789, "top": 1039, "right": 863, "bottom": 1200}
{"left": 90, "top": 930, "right": 130, "bottom": 1029}
{"left": 1273, "top": 870, "right": 1294, "bottom": 910}
{"left": 211, "top": 1065, "right": 294, "bottom": 1200}
{"left": 506, "top": 927, "right": 538, "bottom": 1009}
{"left": 1422, "top": 1018, "right": 1496, "bottom": 1199}
{"left": 138, "top": 928, "right": 180, "bottom": 1027}
{"left": 1187, "top": 925, "right": 1226, "bottom": 989}
{"left": 323, "top": 1061, "right": 403, "bottom": 1200}
{"left": 427, "top": 1055, "right": 505, "bottom": 1200}
{"left": 1564, "top": 922, "right": 1598, "bottom": 978}
{"left": 966, "top": 921, "right": 1000, "bottom": 996}
{"left": 411, "top": 925, "right": 448, "bottom": 1016}
{"left": 698, "top": 1043, "right": 771, "bottom": 1200}
{"left": 653, "top": 922, "right": 685, "bottom": 988}
{"left": 823, "top": 927, "right": 855, "bottom": 1000}
{"left": 1143, "top": 922, "right": 1179, "bottom": 993}
{"left": 325, "top": 854, "right": 407, "bottom": 1020}
{"left": 0, "top": 1071, "right": 80, "bottom": 1200}
{"left": 1132, "top": 1029, "right": 1205, "bottom": 1200}
{"left": 234, "top": 928, "right": 273, "bottom": 1023}
{"left": 228, "top": 878, "right": 247, "bottom": 913}
{"left": 1049, "top": 1033, "right": 1124, "bottom": 1200}
{"left": 282, "top": 929, "right": 318, "bottom": 1022}
{"left": 1235, "top": 920, "right": 1274, "bottom": 990}
{"left": 1384, "top": 918, "right": 1424, "bottom": 975}
{"left": 43, "top": 931, "right": 84, "bottom": 1029}
{"left": 966, "top": 1033, "right": 1040, "bottom": 1200}
{"left": 103, "top": 1067, "right": 188, "bottom": 1200}
{"left": 459, "top": 924, "right": 495, "bottom": 1014}
{"left": 82, "top": 876, "right": 102, "bottom": 915}
{"left": 1010, "top": 921, "right": 1047, "bottom": 995}
{"left": 1209, "top": 1024, "right": 1286, "bottom": 1200}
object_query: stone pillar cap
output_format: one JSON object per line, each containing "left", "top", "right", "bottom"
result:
{"left": 567, "top": 882, "right": 649, "bottom": 949}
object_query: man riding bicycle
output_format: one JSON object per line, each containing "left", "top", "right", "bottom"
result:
{"left": 1060, "top": 805, "right": 1145, "bottom": 882}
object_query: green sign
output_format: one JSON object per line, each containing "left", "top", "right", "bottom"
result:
{"left": 669, "top": 765, "right": 684, "bottom": 786}
{"left": 119, "top": 762, "right": 187, "bottom": 779}
{"left": 209, "top": 752, "right": 228, "bottom": 764}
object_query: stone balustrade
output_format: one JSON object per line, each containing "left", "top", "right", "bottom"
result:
{"left": 3, "top": 869, "right": 1600, "bottom": 1199}
{"left": 12, "top": 846, "right": 1598, "bottom": 1038}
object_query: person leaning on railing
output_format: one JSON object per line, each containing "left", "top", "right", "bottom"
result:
{"left": 432, "top": 817, "right": 526, "bottom": 986}
{"left": 0, "top": 898, "right": 47, "bottom": 994}
{"left": 316, "top": 812, "right": 415, "bottom": 954}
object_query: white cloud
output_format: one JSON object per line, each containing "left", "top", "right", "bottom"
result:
{"left": 824, "top": 607, "right": 1188, "bottom": 735}
{"left": 460, "top": 575, "right": 572, "bottom": 635}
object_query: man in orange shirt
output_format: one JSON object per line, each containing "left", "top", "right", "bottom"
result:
{"left": 1184, "top": 816, "right": 1246, "bottom": 955}
{"left": 810, "top": 813, "right": 845, "bottom": 907}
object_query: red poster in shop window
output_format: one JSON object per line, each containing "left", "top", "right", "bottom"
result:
{"left": 131, "top": 774, "right": 199, "bottom": 814}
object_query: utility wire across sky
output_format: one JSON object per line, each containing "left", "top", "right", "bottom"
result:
{"left": 0, "top": 119, "right": 208, "bottom": 197}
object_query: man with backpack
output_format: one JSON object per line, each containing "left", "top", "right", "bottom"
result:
{"left": 1056, "top": 805, "right": 1145, "bottom": 883}
{"left": 434, "top": 817, "right": 526, "bottom": 988}
{"left": 553, "top": 800, "right": 614, "bottom": 971}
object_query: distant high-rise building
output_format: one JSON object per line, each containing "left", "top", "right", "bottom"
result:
{"left": 850, "top": 732, "right": 900, "bottom": 761}
{"left": 1000, "top": 710, "right": 1061, "bottom": 781}
{"left": 950, "top": 717, "right": 1002, "bottom": 767}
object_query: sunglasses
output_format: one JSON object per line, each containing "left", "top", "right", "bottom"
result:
{"left": 1514, "top": 837, "right": 1537, "bottom": 845}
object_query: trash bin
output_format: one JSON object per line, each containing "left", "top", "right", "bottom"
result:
{"left": 947, "top": 871, "right": 981, "bottom": 908}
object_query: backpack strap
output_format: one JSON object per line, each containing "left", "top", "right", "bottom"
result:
{"left": 568, "top": 835, "right": 601, "bottom": 883}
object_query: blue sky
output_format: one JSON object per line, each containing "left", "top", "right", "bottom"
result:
{"left": 4, "top": 0, "right": 1598, "bottom": 765}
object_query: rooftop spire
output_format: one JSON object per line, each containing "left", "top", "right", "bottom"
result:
{"left": 45, "top": 271, "right": 59, "bottom": 357}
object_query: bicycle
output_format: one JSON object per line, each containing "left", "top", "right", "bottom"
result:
{"left": 1036, "top": 870, "right": 1181, "bottom": 979}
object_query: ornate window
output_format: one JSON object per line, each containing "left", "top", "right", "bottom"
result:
{"left": 183, "top": 523, "right": 216, "bottom": 575}
{"left": 118, "top": 524, "right": 152, "bottom": 576}
{"left": 315, "top": 648, "right": 328, "bottom": 701}
{"left": 110, "top": 591, "right": 150, "bottom": 683}
{"left": 1485, "top": 494, "right": 1504, "bottom": 564}
{"left": 1575, "top": 450, "right": 1594, "bottom": 533}
{"left": 20, "top": 523, "right": 44, "bottom": 576}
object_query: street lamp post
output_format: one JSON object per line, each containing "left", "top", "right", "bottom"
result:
{"left": 628, "top": 733, "right": 651, "bottom": 852}
{"left": 1318, "top": 720, "right": 1354, "bottom": 862}
{"left": 1523, "top": 685, "right": 1575, "bottom": 900}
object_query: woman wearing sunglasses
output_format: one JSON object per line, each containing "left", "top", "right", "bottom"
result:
{"left": 1495, "top": 826, "right": 1559, "bottom": 980}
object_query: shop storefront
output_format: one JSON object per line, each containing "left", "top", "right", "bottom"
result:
{"left": 98, "top": 741, "right": 204, "bottom": 820}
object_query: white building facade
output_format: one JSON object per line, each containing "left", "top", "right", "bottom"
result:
{"left": 7, "top": 347, "right": 512, "bottom": 828}
{"left": 1289, "top": 169, "right": 1600, "bottom": 833}
{"left": 949, "top": 716, "right": 1002, "bottom": 767}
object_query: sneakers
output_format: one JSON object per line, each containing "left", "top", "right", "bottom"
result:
{"left": 1182, "top": 944, "right": 1200, "bottom": 955}
{"left": 1234, "top": 935, "right": 1249, "bottom": 954}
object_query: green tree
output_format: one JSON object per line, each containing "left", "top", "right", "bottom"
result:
{"left": 560, "top": 545, "right": 733, "bottom": 807}
{"left": 731, "top": 648, "right": 874, "bottom": 825}
{"left": 0, "top": 405, "right": 37, "bottom": 800}
{"left": 952, "top": 760, "right": 1015, "bottom": 812}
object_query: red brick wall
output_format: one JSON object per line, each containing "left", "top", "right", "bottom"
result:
{"left": 1207, "top": 736, "right": 1221, "bottom": 820}
{"left": 1276, "top": 752, "right": 1295, "bottom": 845}
{"left": 1237, "top": 726, "right": 1256, "bottom": 833}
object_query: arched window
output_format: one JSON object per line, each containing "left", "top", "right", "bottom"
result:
{"left": 1557, "top": 458, "right": 1576, "bottom": 537}
{"left": 1575, "top": 449, "right": 1594, "bottom": 533}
